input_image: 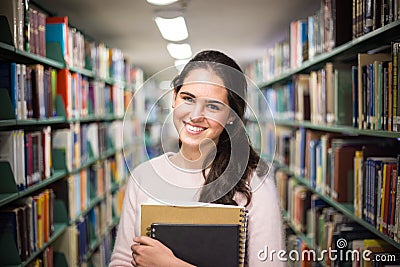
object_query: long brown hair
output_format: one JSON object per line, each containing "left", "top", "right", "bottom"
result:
{"left": 172, "top": 50, "right": 267, "bottom": 206}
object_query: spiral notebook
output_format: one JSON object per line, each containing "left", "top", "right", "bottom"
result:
{"left": 140, "top": 202, "right": 248, "bottom": 267}
{"left": 149, "top": 223, "right": 240, "bottom": 267}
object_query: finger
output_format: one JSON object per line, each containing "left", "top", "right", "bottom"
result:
{"left": 134, "top": 235, "right": 157, "bottom": 246}
{"left": 131, "top": 243, "right": 140, "bottom": 254}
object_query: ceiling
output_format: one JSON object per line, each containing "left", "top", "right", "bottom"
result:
{"left": 34, "top": 0, "right": 321, "bottom": 81}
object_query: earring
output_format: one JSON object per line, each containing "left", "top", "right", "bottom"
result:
{"left": 227, "top": 121, "right": 233, "bottom": 125}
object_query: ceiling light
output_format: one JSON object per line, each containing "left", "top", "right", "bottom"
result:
{"left": 146, "top": 0, "right": 178, "bottom": 5}
{"left": 167, "top": 43, "right": 192, "bottom": 59}
{"left": 155, "top": 16, "right": 188, "bottom": 42}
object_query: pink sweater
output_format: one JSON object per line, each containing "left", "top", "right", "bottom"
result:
{"left": 110, "top": 152, "right": 285, "bottom": 266}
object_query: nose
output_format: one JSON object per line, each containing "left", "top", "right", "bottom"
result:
{"left": 190, "top": 101, "right": 205, "bottom": 121}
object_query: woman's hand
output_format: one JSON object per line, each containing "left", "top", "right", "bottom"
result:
{"left": 131, "top": 236, "right": 195, "bottom": 267}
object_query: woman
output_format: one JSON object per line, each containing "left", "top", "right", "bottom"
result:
{"left": 110, "top": 50, "right": 284, "bottom": 266}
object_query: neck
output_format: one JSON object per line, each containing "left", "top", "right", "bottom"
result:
{"left": 172, "top": 141, "right": 217, "bottom": 170}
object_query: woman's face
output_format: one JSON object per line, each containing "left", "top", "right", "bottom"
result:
{"left": 173, "top": 68, "right": 233, "bottom": 152}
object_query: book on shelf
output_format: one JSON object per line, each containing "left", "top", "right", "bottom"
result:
{"left": 24, "top": 6, "right": 47, "bottom": 57}
{"left": 395, "top": 155, "right": 400, "bottom": 243}
{"left": 292, "top": 185, "right": 311, "bottom": 233}
{"left": 276, "top": 126, "right": 292, "bottom": 166}
{"left": 275, "top": 169, "right": 289, "bottom": 211}
{"left": 16, "top": 63, "right": 26, "bottom": 120}
{"left": 53, "top": 225, "right": 79, "bottom": 267}
{"left": 289, "top": 18, "right": 308, "bottom": 69}
{"left": 293, "top": 127, "right": 306, "bottom": 177}
{"left": 351, "top": 239, "right": 398, "bottom": 267}
{"left": 324, "top": 63, "right": 334, "bottom": 124}
{"left": 392, "top": 41, "right": 400, "bottom": 132}
{"left": 330, "top": 138, "right": 397, "bottom": 203}
{"left": 57, "top": 68, "right": 72, "bottom": 119}
{"left": 52, "top": 127, "right": 73, "bottom": 172}
{"left": 0, "top": 0, "right": 25, "bottom": 50}
{"left": 365, "top": 157, "right": 398, "bottom": 229}
{"left": 354, "top": 150, "right": 364, "bottom": 218}
{"left": 141, "top": 201, "right": 247, "bottom": 267}
{"left": 309, "top": 138, "right": 320, "bottom": 190}
{"left": 334, "top": 66, "right": 353, "bottom": 126}
{"left": 0, "top": 206, "right": 27, "bottom": 262}
{"left": 45, "top": 16, "right": 70, "bottom": 65}
{"left": 30, "top": 64, "right": 45, "bottom": 119}
{"left": 382, "top": 60, "right": 390, "bottom": 131}
{"left": 352, "top": 65, "right": 359, "bottom": 127}
{"left": 0, "top": 62, "right": 18, "bottom": 118}
{"left": 27, "top": 6, "right": 47, "bottom": 57}
{"left": 294, "top": 74, "right": 311, "bottom": 122}
{"left": 357, "top": 53, "right": 392, "bottom": 130}
{"left": 331, "top": 145, "right": 359, "bottom": 203}
{"left": 362, "top": 0, "right": 384, "bottom": 35}
{"left": 0, "top": 189, "right": 54, "bottom": 264}
{"left": 304, "top": 129, "right": 324, "bottom": 183}
{"left": 287, "top": 178, "right": 299, "bottom": 223}
{"left": 325, "top": 0, "right": 353, "bottom": 50}
{"left": 0, "top": 130, "right": 25, "bottom": 190}
{"left": 308, "top": 194, "right": 328, "bottom": 247}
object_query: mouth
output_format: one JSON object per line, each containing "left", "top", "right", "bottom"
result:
{"left": 183, "top": 121, "right": 207, "bottom": 134}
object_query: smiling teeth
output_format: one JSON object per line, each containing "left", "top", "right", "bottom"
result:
{"left": 186, "top": 124, "right": 204, "bottom": 132}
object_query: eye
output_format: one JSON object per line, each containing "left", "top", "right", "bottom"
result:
{"left": 206, "top": 104, "right": 220, "bottom": 111}
{"left": 183, "top": 96, "right": 194, "bottom": 103}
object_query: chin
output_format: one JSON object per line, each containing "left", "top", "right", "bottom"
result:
{"left": 179, "top": 137, "right": 203, "bottom": 148}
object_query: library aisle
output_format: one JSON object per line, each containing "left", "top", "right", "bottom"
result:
{"left": 245, "top": 1, "right": 400, "bottom": 266}
{"left": 1, "top": 0, "right": 400, "bottom": 266}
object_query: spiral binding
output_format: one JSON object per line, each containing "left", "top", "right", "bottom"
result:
{"left": 145, "top": 226, "right": 153, "bottom": 237}
{"left": 238, "top": 209, "right": 249, "bottom": 267}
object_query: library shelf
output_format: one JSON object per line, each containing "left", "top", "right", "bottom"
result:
{"left": 257, "top": 20, "right": 400, "bottom": 89}
{"left": 68, "top": 66, "right": 94, "bottom": 78}
{"left": 282, "top": 210, "right": 317, "bottom": 250}
{"left": 271, "top": 119, "right": 400, "bottom": 139}
{"left": 0, "top": 3, "right": 145, "bottom": 265}
{"left": 269, "top": 158, "right": 400, "bottom": 250}
{"left": 82, "top": 216, "right": 120, "bottom": 264}
{"left": 0, "top": 197, "right": 69, "bottom": 267}
{"left": 0, "top": 43, "right": 64, "bottom": 69}
{"left": 70, "top": 195, "right": 106, "bottom": 225}
{"left": 11, "top": 223, "right": 68, "bottom": 267}
{"left": 0, "top": 167, "right": 67, "bottom": 208}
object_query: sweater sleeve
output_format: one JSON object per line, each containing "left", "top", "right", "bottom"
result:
{"left": 109, "top": 177, "right": 137, "bottom": 266}
{"left": 246, "top": 173, "right": 286, "bottom": 266}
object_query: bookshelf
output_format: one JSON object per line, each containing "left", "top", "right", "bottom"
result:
{"left": 272, "top": 159, "right": 400, "bottom": 250}
{"left": 0, "top": 1, "right": 145, "bottom": 266}
{"left": 246, "top": 1, "right": 400, "bottom": 266}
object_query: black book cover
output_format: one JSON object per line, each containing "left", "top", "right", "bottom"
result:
{"left": 149, "top": 223, "right": 242, "bottom": 267}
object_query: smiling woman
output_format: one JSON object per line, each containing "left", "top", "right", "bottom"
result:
{"left": 110, "top": 50, "right": 285, "bottom": 267}
{"left": 172, "top": 69, "right": 233, "bottom": 159}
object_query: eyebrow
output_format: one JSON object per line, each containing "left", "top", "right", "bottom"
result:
{"left": 206, "top": 99, "right": 224, "bottom": 106}
{"left": 179, "top": 91, "right": 225, "bottom": 106}
{"left": 179, "top": 91, "right": 195, "bottom": 98}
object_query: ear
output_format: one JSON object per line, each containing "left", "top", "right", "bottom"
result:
{"left": 227, "top": 114, "right": 236, "bottom": 125}
{"left": 172, "top": 91, "right": 177, "bottom": 108}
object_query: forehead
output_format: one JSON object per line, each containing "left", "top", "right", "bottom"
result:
{"left": 181, "top": 69, "right": 228, "bottom": 102}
